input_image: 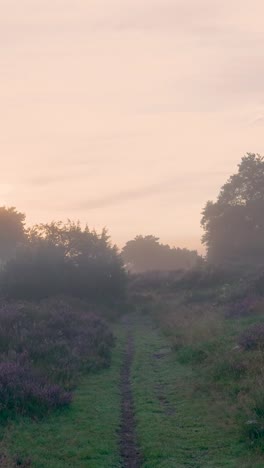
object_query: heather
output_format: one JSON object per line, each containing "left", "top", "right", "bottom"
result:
{"left": 0, "top": 214, "right": 120, "bottom": 425}
{"left": 0, "top": 361, "right": 71, "bottom": 418}
{"left": 0, "top": 299, "right": 114, "bottom": 384}
{"left": 239, "top": 323, "right": 264, "bottom": 350}
{"left": 0, "top": 299, "right": 115, "bottom": 422}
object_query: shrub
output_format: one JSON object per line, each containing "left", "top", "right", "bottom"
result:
{"left": 227, "top": 296, "right": 259, "bottom": 318}
{"left": 211, "top": 353, "right": 247, "bottom": 381}
{"left": 242, "top": 384, "right": 264, "bottom": 443}
{"left": 176, "top": 265, "right": 235, "bottom": 289}
{"left": 0, "top": 300, "right": 115, "bottom": 387}
{"left": 177, "top": 344, "right": 209, "bottom": 365}
{"left": 239, "top": 323, "right": 264, "bottom": 350}
{"left": 0, "top": 299, "right": 116, "bottom": 419}
{"left": 244, "top": 419, "right": 264, "bottom": 441}
{"left": 1, "top": 242, "right": 67, "bottom": 299}
{"left": 0, "top": 361, "right": 71, "bottom": 418}
{"left": 128, "top": 271, "right": 184, "bottom": 293}
{"left": 1, "top": 223, "right": 127, "bottom": 302}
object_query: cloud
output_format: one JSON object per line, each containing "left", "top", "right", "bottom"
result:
{"left": 74, "top": 171, "right": 228, "bottom": 211}
{"left": 76, "top": 180, "right": 173, "bottom": 210}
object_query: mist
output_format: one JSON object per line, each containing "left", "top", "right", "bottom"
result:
{"left": 1, "top": 1, "right": 264, "bottom": 466}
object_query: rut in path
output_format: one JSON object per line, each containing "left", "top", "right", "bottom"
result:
{"left": 120, "top": 328, "right": 141, "bottom": 468}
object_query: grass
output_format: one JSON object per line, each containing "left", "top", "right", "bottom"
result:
{"left": 2, "top": 309, "right": 264, "bottom": 466}
{"left": 0, "top": 328, "right": 125, "bottom": 468}
{"left": 131, "top": 314, "right": 260, "bottom": 467}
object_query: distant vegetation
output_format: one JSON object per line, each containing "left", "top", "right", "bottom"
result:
{"left": 122, "top": 235, "right": 201, "bottom": 272}
{"left": 0, "top": 217, "right": 126, "bottom": 302}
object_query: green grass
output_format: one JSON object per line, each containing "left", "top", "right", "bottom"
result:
{"left": 2, "top": 313, "right": 264, "bottom": 467}
{"left": 0, "top": 329, "right": 125, "bottom": 468}
{"left": 131, "top": 316, "right": 253, "bottom": 467}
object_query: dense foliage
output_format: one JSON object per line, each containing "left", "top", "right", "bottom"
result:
{"left": 202, "top": 153, "right": 264, "bottom": 266}
{"left": 1, "top": 220, "right": 126, "bottom": 301}
{"left": 0, "top": 207, "right": 25, "bottom": 263}
{"left": 123, "top": 235, "right": 201, "bottom": 272}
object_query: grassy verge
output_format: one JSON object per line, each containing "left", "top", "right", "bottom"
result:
{"left": 149, "top": 295, "right": 264, "bottom": 456}
{"left": 2, "top": 310, "right": 264, "bottom": 467}
{"left": 0, "top": 328, "right": 125, "bottom": 468}
{"left": 132, "top": 315, "right": 255, "bottom": 467}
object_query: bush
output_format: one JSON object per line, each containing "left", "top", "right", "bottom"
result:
{"left": 1, "top": 223, "right": 127, "bottom": 302}
{"left": 176, "top": 344, "right": 209, "bottom": 365}
{"left": 1, "top": 242, "right": 67, "bottom": 299}
{"left": 176, "top": 265, "right": 235, "bottom": 289}
{"left": 242, "top": 386, "right": 264, "bottom": 443}
{"left": 211, "top": 353, "right": 246, "bottom": 381}
{"left": 0, "top": 361, "right": 71, "bottom": 418}
{"left": 244, "top": 419, "right": 264, "bottom": 441}
{"left": 0, "top": 299, "right": 116, "bottom": 419}
{"left": 226, "top": 296, "right": 259, "bottom": 318}
{"left": 239, "top": 323, "right": 264, "bottom": 350}
{"left": 0, "top": 300, "right": 115, "bottom": 387}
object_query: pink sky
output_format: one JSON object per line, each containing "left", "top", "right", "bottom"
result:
{"left": 1, "top": 0, "right": 264, "bottom": 251}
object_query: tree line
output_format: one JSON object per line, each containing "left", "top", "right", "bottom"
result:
{"left": 0, "top": 152, "right": 263, "bottom": 300}
{"left": 0, "top": 212, "right": 201, "bottom": 300}
{"left": 0, "top": 215, "right": 126, "bottom": 300}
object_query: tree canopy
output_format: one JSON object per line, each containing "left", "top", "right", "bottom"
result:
{"left": 122, "top": 235, "right": 201, "bottom": 273}
{"left": 201, "top": 153, "right": 264, "bottom": 265}
{"left": 2, "top": 220, "right": 126, "bottom": 300}
{"left": 0, "top": 207, "right": 25, "bottom": 263}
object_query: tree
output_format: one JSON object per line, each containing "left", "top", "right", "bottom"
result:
{"left": 3, "top": 240, "right": 67, "bottom": 299}
{"left": 0, "top": 207, "right": 26, "bottom": 263}
{"left": 201, "top": 153, "right": 264, "bottom": 265}
{"left": 122, "top": 235, "right": 201, "bottom": 273}
{"left": 3, "top": 220, "right": 126, "bottom": 301}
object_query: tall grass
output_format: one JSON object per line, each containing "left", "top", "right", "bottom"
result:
{"left": 146, "top": 290, "right": 264, "bottom": 450}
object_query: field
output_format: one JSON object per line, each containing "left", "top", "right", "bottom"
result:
{"left": 1, "top": 297, "right": 264, "bottom": 467}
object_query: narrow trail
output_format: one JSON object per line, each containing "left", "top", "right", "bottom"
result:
{"left": 119, "top": 322, "right": 141, "bottom": 468}
{"left": 1, "top": 314, "right": 254, "bottom": 467}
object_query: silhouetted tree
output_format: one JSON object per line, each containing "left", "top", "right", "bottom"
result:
{"left": 0, "top": 207, "right": 26, "bottom": 263}
{"left": 122, "top": 235, "right": 201, "bottom": 273}
{"left": 202, "top": 153, "right": 264, "bottom": 265}
{"left": 3, "top": 220, "right": 126, "bottom": 300}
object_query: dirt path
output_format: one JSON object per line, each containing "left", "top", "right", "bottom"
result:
{"left": 119, "top": 328, "right": 141, "bottom": 468}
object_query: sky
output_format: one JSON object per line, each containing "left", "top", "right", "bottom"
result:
{"left": 1, "top": 0, "right": 264, "bottom": 251}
